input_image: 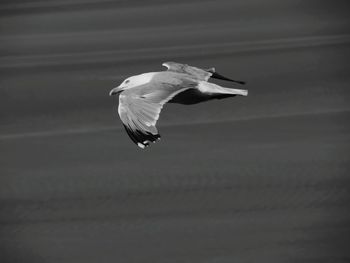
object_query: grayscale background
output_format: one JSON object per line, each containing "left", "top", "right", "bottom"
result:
{"left": 1, "top": 0, "right": 349, "bottom": 262}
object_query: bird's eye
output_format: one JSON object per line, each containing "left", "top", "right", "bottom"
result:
{"left": 125, "top": 80, "right": 130, "bottom": 84}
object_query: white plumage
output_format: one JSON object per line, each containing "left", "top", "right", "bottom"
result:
{"left": 109, "top": 62, "right": 248, "bottom": 148}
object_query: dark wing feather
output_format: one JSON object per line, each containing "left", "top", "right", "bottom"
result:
{"left": 118, "top": 83, "right": 188, "bottom": 148}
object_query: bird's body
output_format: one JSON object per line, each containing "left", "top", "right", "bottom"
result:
{"left": 110, "top": 62, "right": 248, "bottom": 148}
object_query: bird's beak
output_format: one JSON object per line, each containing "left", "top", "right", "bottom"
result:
{"left": 109, "top": 87, "right": 122, "bottom": 96}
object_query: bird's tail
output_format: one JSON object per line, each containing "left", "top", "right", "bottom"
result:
{"left": 198, "top": 82, "right": 248, "bottom": 96}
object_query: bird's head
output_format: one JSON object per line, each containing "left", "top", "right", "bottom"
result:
{"left": 109, "top": 77, "right": 132, "bottom": 96}
{"left": 109, "top": 73, "right": 154, "bottom": 96}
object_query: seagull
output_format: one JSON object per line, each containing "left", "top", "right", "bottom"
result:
{"left": 109, "top": 62, "right": 248, "bottom": 149}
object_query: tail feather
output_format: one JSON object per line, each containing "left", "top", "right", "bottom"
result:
{"left": 198, "top": 82, "right": 248, "bottom": 96}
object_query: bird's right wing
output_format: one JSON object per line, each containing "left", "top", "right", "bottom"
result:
{"left": 118, "top": 83, "right": 189, "bottom": 148}
{"left": 162, "top": 62, "right": 212, "bottom": 81}
{"left": 163, "top": 61, "right": 246, "bottom": 85}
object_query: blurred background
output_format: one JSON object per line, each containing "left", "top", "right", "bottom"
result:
{"left": 0, "top": 0, "right": 349, "bottom": 262}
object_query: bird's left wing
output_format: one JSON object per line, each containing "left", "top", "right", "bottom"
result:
{"left": 118, "top": 83, "right": 188, "bottom": 148}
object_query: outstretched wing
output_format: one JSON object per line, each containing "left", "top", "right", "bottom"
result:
{"left": 163, "top": 61, "right": 246, "bottom": 85}
{"left": 162, "top": 62, "right": 212, "bottom": 81}
{"left": 118, "top": 82, "right": 189, "bottom": 148}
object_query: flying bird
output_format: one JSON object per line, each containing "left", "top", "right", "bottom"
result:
{"left": 109, "top": 62, "right": 248, "bottom": 148}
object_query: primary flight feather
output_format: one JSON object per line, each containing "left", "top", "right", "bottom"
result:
{"left": 109, "top": 62, "right": 248, "bottom": 149}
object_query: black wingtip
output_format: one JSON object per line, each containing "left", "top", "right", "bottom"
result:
{"left": 123, "top": 124, "right": 160, "bottom": 149}
{"left": 235, "top": 80, "right": 246, "bottom": 85}
{"left": 210, "top": 72, "right": 246, "bottom": 85}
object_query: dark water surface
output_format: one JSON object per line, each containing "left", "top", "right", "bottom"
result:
{"left": 1, "top": 0, "right": 349, "bottom": 262}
